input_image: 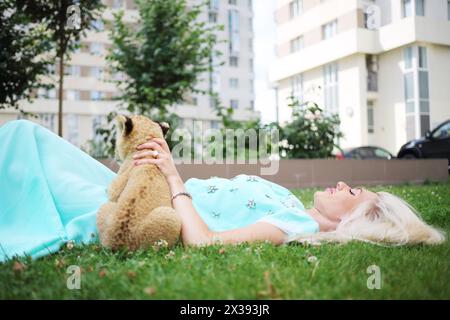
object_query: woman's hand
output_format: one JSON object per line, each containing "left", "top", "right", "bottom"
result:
{"left": 133, "top": 137, "right": 180, "bottom": 182}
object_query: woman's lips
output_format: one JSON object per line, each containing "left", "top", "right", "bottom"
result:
{"left": 326, "top": 187, "right": 336, "bottom": 194}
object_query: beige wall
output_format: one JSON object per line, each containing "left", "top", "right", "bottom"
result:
{"left": 277, "top": 53, "right": 368, "bottom": 149}
{"left": 428, "top": 44, "right": 450, "bottom": 130}
{"left": 276, "top": 8, "right": 363, "bottom": 58}
{"left": 337, "top": 54, "right": 367, "bottom": 148}
{"left": 99, "top": 159, "right": 449, "bottom": 189}
{"left": 372, "top": 47, "right": 405, "bottom": 154}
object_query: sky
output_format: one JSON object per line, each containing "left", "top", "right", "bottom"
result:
{"left": 252, "top": 0, "right": 277, "bottom": 124}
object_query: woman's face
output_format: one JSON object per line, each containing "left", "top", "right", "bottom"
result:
{"left": 314, "top": 181, "right": 378, "bottom": 222}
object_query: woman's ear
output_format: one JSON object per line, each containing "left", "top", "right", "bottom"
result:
{"left": 158, "top": 122, "right": 170, "bottom": 137}
{"left": 365, "top": 202, "right": 380, "bottom": 221}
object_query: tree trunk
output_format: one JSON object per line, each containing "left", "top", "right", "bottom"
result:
{"left": 58, "top": 50, "right": 64, "bottom": 137}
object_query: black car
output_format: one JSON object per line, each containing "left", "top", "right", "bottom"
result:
{"left": 397, "top": 119, "right": 450, "bottom": 166}
{"left": 336, "top": 146, "right": 394, "bottom": 160}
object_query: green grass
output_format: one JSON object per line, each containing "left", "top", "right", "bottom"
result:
{"left": 1, "top": 181, "right": 449, "bottom": 299}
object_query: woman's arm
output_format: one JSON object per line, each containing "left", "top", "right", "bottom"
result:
{"left": 133, "top": 138, "right": 287, "bottom": 246}
{"left": 166, "top": 174, "right": 213, "bottom": 245}
{"left": 167, "top": 174, "right": 287, "bottom": 246}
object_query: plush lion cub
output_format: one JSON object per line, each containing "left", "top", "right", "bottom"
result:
{"left": 97, "top": 115, "right": 181, "bottom": 251}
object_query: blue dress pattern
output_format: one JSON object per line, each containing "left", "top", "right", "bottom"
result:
{"left": 0, "top": 120, "right": 318, "bottom": 262}
{"left": 185, "top": 175, "right": 319, "bottom": 241}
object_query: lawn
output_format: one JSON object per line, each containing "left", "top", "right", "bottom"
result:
{"left": 1, "top": 181, "right": 449, "bottom": 299}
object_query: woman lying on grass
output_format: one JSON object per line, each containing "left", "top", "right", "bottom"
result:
{"left": 133, "top": 136, "right": 446, "bottom": 247}
{"left": 0, "top": 120, "right": 445, "bottom": 262}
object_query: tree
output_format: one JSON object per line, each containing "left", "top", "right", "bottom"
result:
{"left": 0, "top": 0, "right": 53, "bottom": 113}
{"left": 26, "top": 0, "right": 104, "bottom": 136}
{"left": 279, "top": 96, "right": 343, "bottom": 159}
{"left": 93, "top": 0, "right": 222, "bottom": 158}
{"left": 0, "top": 1, "right": 104, "bottom": 135}
{"left": 212, "top": 101, "right": 271, "bottom": 161}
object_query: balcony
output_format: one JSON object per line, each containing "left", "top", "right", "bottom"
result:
{"left": 270, "top": 16, "right": 450, "bottom": 83}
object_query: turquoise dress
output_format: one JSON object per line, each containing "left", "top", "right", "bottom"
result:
{"left": 0, "top": 120, "right": 318, "bottom": 262}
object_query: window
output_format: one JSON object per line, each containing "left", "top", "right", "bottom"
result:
{"left": 209, "top": 12, "right": 218, "bottom": 23}
{"left": 374, "top": 148, "right": 391, "bottom": 159}
{"left": 367, "top": 55, "right": 378, "bottom": 92}
{"left": 210, "top": 71, "right": 220, "bottom": 94}
{"left": 289, "top": 0, "right": 303, "bottom": 19}
{"left": 229, "top": 0, "right": 237, "bottom": 5}
{"left": 37, "top": 88, "right": 46, "bottom": 98}
{"left": 37, "top": 88, "right": 56, "bottom": 99}
{"left": 228, "top": 10, "right": 240, "bottom": 54}
{"left": 209, "top": 97, "right": 218, "bottom": 109}
{"left": 415, "top": 0, "right": 425, "bottom": 16}
{"left": 403, "top": 46, "right": 430, "bottom": 139}
{"left": 39, "top": 113, "right": 56, "bottom": 132}
{"left": 91, "top": 19, "right": 104, "bottom": 31}
{"left": 65, "top": 65, "right": 80, "bottom": 76}
{"left": 291, "top": 74, "right": 303, "bottom": 100}
{"left": 323, "top": 63, "right": 339, "bottom": 114}
{"left": 112, "top": 0, "right": 123, "bottom": 9}
{"left": 66, "top": 90, "right": 80, "bottom": 101}
{"left": 404, "top": 47, "right": 413, "bottom": 69}
{"left": 432, "top": 122, "right": 450, "bottom": 139}
{"left": 92, "top": 115, "right": 105, "bottom": 143}
{"left": 322, "top": 20, "right": 337, "bottom": 40}
{"left": 249, "top": 58, "right": 254, "bottom": 72}
{"left": 66, "top": 114, "right": 79, "bottom": 147}
{"left": 210, "top": 120, "right": 220, "bottom": 129}
{"left": 113, "top": 72, "right": 125, "bottom": 81}
{"left": 418, "top": 46, "right": 427, "bottom": 68}
{"left": 418, "top": 47, "right": 430, "bottom": 135}
{"left": 418, "top": 71, "right": 429, "bottom": 100}
{"left": 73, "top": 40, "right": 81, "bottom": 53}
{"left": 91, "top": 67, "right": 104, "bottom": 80}
{"left": 290, "top": 36, "right": 304, "bottom": 53}
{"left": 229, "top": 56, "right": 239, "bottom": 67}
{"left": 367, "top": 101, "right": 374, "bottom": 134}
{"left": 48, "top": 89, "right": 56, "bottom": 99}
{"left": 230, "top": 99, "right": 239, "bottom": 109}
{"left": 90, "top": 42, "right": 104, "bottom": 56}
{"left": 250, "top": 100, "right": 254, "bottom": 110}
{"left": 402, "top": 0, "right": 412, "bottom": 17}
{"left": 210, "top": 0, "right": 220, "bottom": 11}
{"left": 448, "top": 0, "right": 450, "bottom": 20}
{"left": 90, "top": 91, "right": 103, "bottom": 101}
{"left": 229, "top": 78, "right": 239, "bottom": 88}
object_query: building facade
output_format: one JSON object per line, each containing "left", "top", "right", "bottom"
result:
{"left": 0, "top": 0, "right": 257, "bottom": 148}
{"left": 270, "top": 0, "right": 450, "bottom": 154}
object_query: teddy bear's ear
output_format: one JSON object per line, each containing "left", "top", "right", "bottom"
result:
{"left": 158, "top": 121, "right": 170, "bottom": 137}
{"left": 116, "top": 115, "right": 133, "bottom": 136}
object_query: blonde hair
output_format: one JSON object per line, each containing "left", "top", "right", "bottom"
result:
{"left": 293, "top": 192, "right": 446, "bottom": 246}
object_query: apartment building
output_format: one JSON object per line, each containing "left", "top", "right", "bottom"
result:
{"left": 270, "top": 0, "right": 450, "bottom": 154}
{"left": 0, "top": 0, "right": 257, "bottom": 148}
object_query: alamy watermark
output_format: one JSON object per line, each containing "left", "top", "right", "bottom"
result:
{"left": 66, "top": 265, "right": 81, "bottom": 290}
{"left": 169, "top": 121, "right": 281, "bottom": 176}
{"left": 365, "top": 4, "right": 381, "bottom": 30}
{"left": 66, "top": 4, "right": 81, "bottom": 30}
{"left": 366, "top": 265, "right": 381, "bottom": 290}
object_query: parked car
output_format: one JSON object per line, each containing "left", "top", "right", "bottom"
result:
{"left": 335, "top": 146, "right": 394, "bottom": 160}
{"left": 397, "top": 119, "right": 450, "bottom": 167}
